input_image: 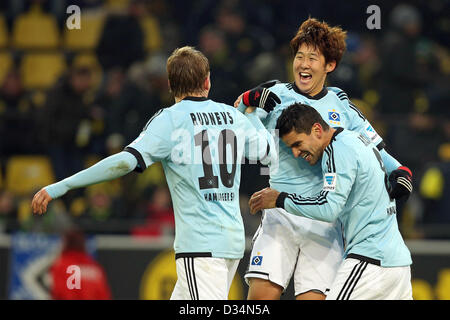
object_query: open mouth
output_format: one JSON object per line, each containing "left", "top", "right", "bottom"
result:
{"left": 299, "top": 72, "right": 312, "bottom": 83}
{"left": 301, "top": 151, "right": 311, "bottom": 161}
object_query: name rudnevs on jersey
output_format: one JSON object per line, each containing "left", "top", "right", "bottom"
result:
{"left": 190, "top": 111, "right": 234, "bottom": 126}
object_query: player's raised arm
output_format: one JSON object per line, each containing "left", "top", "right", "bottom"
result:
{"left": 31, "top": 151, "right": 138, "bottom": 215}
{"left": 234, "top": 80, "right": 281, "bottom": 115}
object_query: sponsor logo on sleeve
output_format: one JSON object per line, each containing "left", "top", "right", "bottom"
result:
{"left": 323, "top": 173, "right": 337, "bottom": 192}
{"left": 364, "top": 122, "right": 380, "bottom": 142}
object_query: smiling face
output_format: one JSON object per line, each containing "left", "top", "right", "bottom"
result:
{"left": 293, "top": 43, "right": 336, "bottom": 97}
{"left": 281, "top": 123, "right": 325, "bottom": 165}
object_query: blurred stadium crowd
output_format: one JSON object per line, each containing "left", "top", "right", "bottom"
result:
{"left": 0, "top": 0, "right": 448, "bottom": 239}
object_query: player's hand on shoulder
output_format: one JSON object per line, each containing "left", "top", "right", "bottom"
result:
{"left": 31, "top": 187, "right": 53, "bottom": 215}
{"left": 389, "top": 166, "right": 413, "bottom": 200}
{"left": 241, "top": 80, "right": 281, "bottom": 112}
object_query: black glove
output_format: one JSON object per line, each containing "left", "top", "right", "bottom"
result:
{"left": 242, "top": 80, "right": 281, "bottom": 112}
{"left": 389, "top": 166, "right": 413, "bottom": 200}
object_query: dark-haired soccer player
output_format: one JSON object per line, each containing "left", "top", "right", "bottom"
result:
{"left": 249, "top": 103, "right": 412, "bottom": 300}
{"left": 236, "top": 18, "right": 412, "bottom": 300}
{"left": 32, "top": 46, "right": 276, "bottom": 300}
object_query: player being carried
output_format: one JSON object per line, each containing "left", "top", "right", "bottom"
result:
{"left": 249, "top": 103, "right": 413, "bottom": 300}
{"left": 32, "top": 46, "right": 276, "bottom": 300}
{"left": 235, "top": 18, "right": 413, "bottom": 300}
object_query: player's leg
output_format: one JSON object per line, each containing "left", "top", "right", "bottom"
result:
{"left": 293, "top": 219, "right": 344, "bottom": 300}
{"left": 171, "top": 256, "right": 240, "bottom": 300}
{"left": 171, "top": 257, "right": 194, "bottom": 300}
{"left": 247, "top": 278, "right": 283, "bottom": 300}
{"left": 296, "top": 290, "right": 326, "bottom": 300}
{"left": 393, "top": 266, "right": 413, "bottom": 300}
{"left": 193, "top": 257, "right": 241, "bottom": 299}
{"left": 225, "top": 258, "right": 240, "bottom": 294}
{"left": 245, "top": 208, "right": 300, "bottom": 300}
{"left": 326, "top": 257, "right": 412, "bottom": 300}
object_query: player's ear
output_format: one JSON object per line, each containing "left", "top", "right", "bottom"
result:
{"left": 325, "top": 60, "right": 336, "bottom": 73}
{"left": 204, "top": 73, "right": 211, "bottom": 91}
{"left": 312, "top": 123, "right": 322, "bottom": 137}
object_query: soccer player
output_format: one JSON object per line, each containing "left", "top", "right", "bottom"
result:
{"left": 235, "top": 18, "right": 412, "bottom": 299}
{"left": 248, "top": 103, "right": 413, "bottom": 300}
{"left": 31, "top": 46, "right": 276, "bottom": 300}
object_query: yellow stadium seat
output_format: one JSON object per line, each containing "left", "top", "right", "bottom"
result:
{"left": 140, "top": 15, "right": 162, "bottom": 52}
{"left": 5, "top": 155, "right": 55, "bottom": 196}
{"left": 0, "top": 52, "right": 13, "bottom": 86}
{"left": 20, "top": 53, "right": 67, "bottom": 89}
{"left": 63, "top": 14, "right": 105, "bottom": 50}
{"left": 11, "top": 4, "right": 60, "bottom": 49}
{"left": 0, "top": 15, "right": 9, "bottom": 48}
{"left": 106, "top": 0, "right": 131, "bottom": 10}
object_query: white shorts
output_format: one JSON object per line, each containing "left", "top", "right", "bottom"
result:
{"left": 326, "top": 257, "right": 413, "bottom": 300}
{"left": 245, "top": 208, "right": 344, "bottom": 296}
{"left": 170, "top": 255, "right": 240, "bottom": 300}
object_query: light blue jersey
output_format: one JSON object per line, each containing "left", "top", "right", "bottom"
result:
{"left": 125, "top": 97, "right": 274, "bottom": 259}
{"left": 279, "top": 128, "right": 412, "bottom": 267}
{"left": 259, "top": 83, "right": 400, "bottom": 197}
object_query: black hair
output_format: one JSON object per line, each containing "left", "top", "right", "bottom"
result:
{"left": 276, "top": 103, "right": 329, "bottom": 137}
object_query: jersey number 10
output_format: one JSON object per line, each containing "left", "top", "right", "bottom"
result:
{"left": 194, "top": 129, "right": 237, "bottom": 190}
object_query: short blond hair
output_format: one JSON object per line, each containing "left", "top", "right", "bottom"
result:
{"left": 166, "top": 46, "right": 210, "bottom": 97}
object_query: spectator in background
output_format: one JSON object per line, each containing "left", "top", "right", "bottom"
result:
{"left": 40, "top": 62, "right": 95, "bottom": 182}
{"left": 215, "top": 5, "right": 272, "bottom": 65}
{"left": 131, "top": 185, "right": 174, "bottom": 237}
{"left": 96, "top": 66, "right": 162, "bottom": 149}
{"left": 0, "top": 189, "right": 17, "bottom": 233}
{"left": 0, "top": 68, "right": 38, "bottom": 156}
{"left": 197, "top": 25, "right": 239, "bottom": 105}
{"left": 246, "top": 51, "right": 287, "bottom": 88}
{"left": 138, "top": 53, "right": 172, "bottom": 106}
{"left": 214, "top": 5, "right": 274, "bottom": 91}
{"left": 50, "top": 228, "right": 111, "bottom": 300}
{"left": 96, "top": 0, "right": 145, "bottom": 71}
{"left": 377, "top": 4, "right": 435, "bottom": 115}
{"left": 327, "top": 33, "right": 365, "bottom": 99}
{"left": 73, "top": 181, "right": 129, "bottom": 234}
{"left": 375, "top": 4, "right": 443, "bottom": 176}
